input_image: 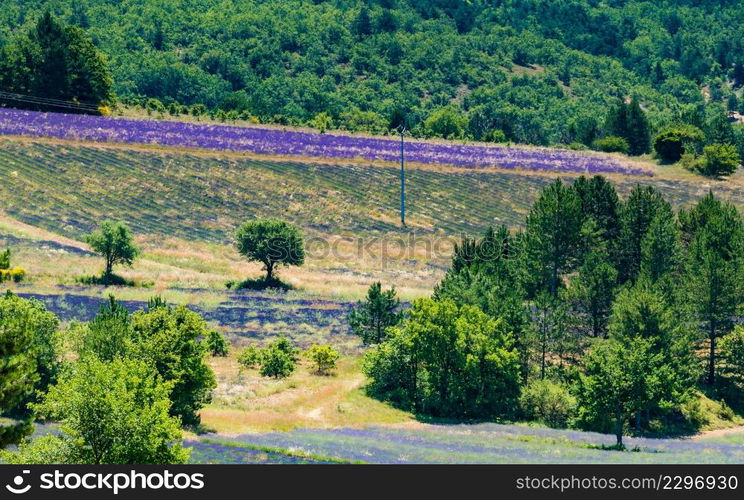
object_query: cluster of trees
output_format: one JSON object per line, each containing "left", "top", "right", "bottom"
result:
{"left": 0, "top": 12, "right": 112, "bottom": 112}
{"left": 0, "top": 293, "right": 220, "bottom": 463}
{"left": 4, "top": 3, "right": 744, "bottom": 150}
{"left": 653, "top": 110, "right": 742, "bottom": 176}
{"left": 360, "top": 176, "right": 743, "bottom": 445}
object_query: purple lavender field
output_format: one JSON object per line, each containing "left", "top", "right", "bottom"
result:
{"left": 194, "top": 424, "right": 744, "bottom": 464}
{"left": 0, "top": 108, "right": 653, "bottom": 176}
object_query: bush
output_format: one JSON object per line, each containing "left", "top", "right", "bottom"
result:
{"left": 695, "top": 143, "right": 741, "bottom": 177}
{"left": 205, "top": 330, "right": 229, "bottom": 357}
{"left": 0, "top": 266, "right": 25, "bottom": 283}
{"left": 653, "top": 125, "right": 705, "bottom": 163}
{"left": 76, "top": 273, "right": 135, "bottom": 287}
{"left": 592, "top": 136, "right": 630, "bottom": 154}
{"left": 259, "top": 345, "right": 295, "bottom": 379}
{"left": 306, "top": 344, "right": 339, "bottom": 375}
{"left": 237, "top": 345, "right": 262, "bottom": 370}
{"left": 519, "top": 379, "right": 576, "bottom": 428}
{"left": 227, "top": 276, "right": 293, "bottom": 291}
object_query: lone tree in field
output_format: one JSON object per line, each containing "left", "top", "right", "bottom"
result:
{"left": 86, "top": 221, "right": 140, "bottom": 279}
{"left": 235, "top": 219, "right": 305, "bottom": 282}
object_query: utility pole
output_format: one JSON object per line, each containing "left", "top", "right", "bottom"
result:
{"left": 398, "top": 125, "right": 406, "bottom": 227}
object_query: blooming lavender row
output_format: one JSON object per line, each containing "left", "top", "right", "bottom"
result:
{"left": 209, "top": 424, "right": 744, "bottom": 464}
{"left": 0, "top": 108, "right": 653, "bottom": 176}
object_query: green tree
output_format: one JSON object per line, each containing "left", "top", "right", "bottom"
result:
{"left": 707, "top": 112, "right": 735, "bottom": 145}
{"left": 21, "top": 357, "right": 188, "bottom": 464}
{"left": 0, "top": 292, "right": 60, "bottom": 414}
{"left": 718, "top": 326, "right": 744, "bottom": 405}
{"left": 523, "top": 179, "right": 583, "bottom": 297}
{"left": 571, "top": 175, "right": 621, "bottom": 251}
{"left": 567, "top": 251, "right": 617, "bottom": 338}
{"left": 237, "top": 345, "right": 262, "bottom": 370}
{"left": 682, "top": 195, "right": 743, "bottom": 385}
{"left": 0, "top": 249, "right": 10, "bottom": 270}
{"left": 352, "top": 6, "right": 373, "bottom": 39}
{"left": 617, "top": 185, "right": 672, "bottom": 283}
{"left": 640, "top": 210, "right": 681, "bottom": 285}
{"left": 696, "top": 143, "right": 740, "bottom": 177}
{"left": 0, "top": 12, "right": 112, "bottom": 110}
{"left": 605, "top": 99, "right": 650, "bottom": 156}
{"left": 259, "top": 338, "right": 296, "bottom": 379}
{"left": 235, "top": 219, "right": 305, "bottom": 282}
{"left": 519, "top": 379, "right": 576, "bottom": 428}
{"left": 423, "top": 107, "right": 468, "bottom": 139}
{"left": 0, "top": 293, "right": 39, "bottom": 446}
{"left": 131, "top": 305, "right": 216, "bottom": 426}
{"left": 348, "top": 282, "right": 402, "bottom": 345}
{"left": 576, "top": 338, "right": 661, "bottom": 446}
{"left": 205, "top": 330, "right": 229, "bottom": 357}
{"left": 363, "top": 299, "right": 520, "bottom": 419}
{"left": 307, "top": 344, "right": 340, "bottom": 375}
{"left": 85, "top": 221, "right": 140, "bottom": 280}
{"left": 653, "top": 125, "right": 705, "bottom": 163}
{"left": 81, "top": 295, "right": 132, "bottom": 361}
{"left": 625, "top": 98, "right": 651, "bottom": 156}
{"left": 609, "top": 281, "right": 697, "bottom": 419}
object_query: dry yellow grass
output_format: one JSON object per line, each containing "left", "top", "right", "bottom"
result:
{"left": 200, "top": 352, "right": 411, "bottom": 434}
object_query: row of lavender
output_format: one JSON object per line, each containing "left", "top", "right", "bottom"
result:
{"left": 0, "top": 108, "right": 653, "bottom": 176}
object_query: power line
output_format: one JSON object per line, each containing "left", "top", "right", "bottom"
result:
{"left": 0, "top": 91, "right": 99, "bottom": 112}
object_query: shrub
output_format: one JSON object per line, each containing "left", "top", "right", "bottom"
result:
{"left": 519, "top": 379, "right": 576, "bottom": 428}
{"left": 653, "top": 125, "right": 705, "bottom": 163}
{"left": 259, "top": 345, "right": 295, "bottom": 379}
{"left": 205, "top": 330, "right": 229, "bottom": 357}
{"left": 237, "top": 346, "right": 262, "bottom": 370}
{"left": 307, "top": 344, "right": 339, "bottom": 375}
{"left": 592, "top": 136, "right": 630, "bottom": 154}
{"left": 310, "top": 112, "right": 333, "bottom": 133}
{"left": 0, "top": 266, "right": 25, "bottom": 283}
{"left": 695, "top": 143, "right": 741, "bottom": 177}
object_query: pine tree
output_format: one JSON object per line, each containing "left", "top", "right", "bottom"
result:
{"left": 352, "top": 7, "right": 373, "bottom": 39}
{"left": 625, "top": 98, "right": 651, "bottom": 155}
{"left": 348, "top": 282, "right": 402, "bottom": 345}
{"left": 523, "top": 179, "right": 583, "bottom": 297}
{"left": 682, "top": 194, "right": 744, "bottom": 385}
{"left": 617, "top": 185, "right": 673, "bottom": 283}
{"left": 568, "top": 251, "right": 617, "bottom": 338}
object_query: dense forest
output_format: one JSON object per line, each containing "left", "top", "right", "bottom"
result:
{"left": 1, "top": 0, "right": 744, "bottom": 150}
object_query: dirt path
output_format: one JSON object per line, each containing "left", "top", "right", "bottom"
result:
{"left": 691, "top": 425, "right": 744, "bottom": 440}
